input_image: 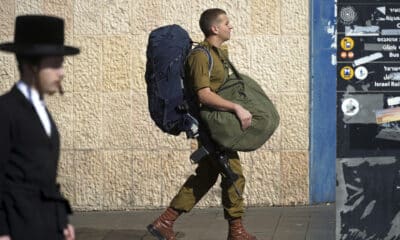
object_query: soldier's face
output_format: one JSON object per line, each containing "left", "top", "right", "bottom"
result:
{"left": 214, "top": 14, "right": 233, "bottom": 41}
{"left": 36, "top": 56, "right": 64, "bottom": 95}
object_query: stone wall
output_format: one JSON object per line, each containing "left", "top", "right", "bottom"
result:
{"left": 0, "top": 0, "right": 309, "bottom": 210}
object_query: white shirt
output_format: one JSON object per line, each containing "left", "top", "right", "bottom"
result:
{"left": 17, "top": 81, "right": 52, "bottom": 137}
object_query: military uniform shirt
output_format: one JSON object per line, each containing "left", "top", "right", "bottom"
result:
{"left": 186, "top": 40, "right": 229, "bottom": 92}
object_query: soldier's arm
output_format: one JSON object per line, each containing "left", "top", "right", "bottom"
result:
{"left": 188, "top": 50, "right": 252, "bottom": 129}
{"left": 197, "top": 88, "right": 252, "bottom": 130}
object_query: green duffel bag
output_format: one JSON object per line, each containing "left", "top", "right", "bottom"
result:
{"left": 200, "top": 59, "right": 280, "bottom": 152}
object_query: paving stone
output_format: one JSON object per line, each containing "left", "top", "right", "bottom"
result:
{"left": 72, "top": 205, "right": 335, "bottom": 240}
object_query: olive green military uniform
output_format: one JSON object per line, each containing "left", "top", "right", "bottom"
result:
{"left": 169, "top": 41, "right": 245, "bottom": 219}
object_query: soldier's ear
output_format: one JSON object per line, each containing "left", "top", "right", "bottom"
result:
{"left": 210, "top": 24, "right": 219, "bottom": 35}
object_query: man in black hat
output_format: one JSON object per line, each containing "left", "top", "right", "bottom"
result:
{"left": 0, "top": 15, "right": 79, "bottom": 240}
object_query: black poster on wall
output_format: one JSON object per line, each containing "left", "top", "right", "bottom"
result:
{"left": 337, "top": 2, "right": 400, "bottom": 157}
{"left": 337, "top": 1, "right": 400, "bottom": 240}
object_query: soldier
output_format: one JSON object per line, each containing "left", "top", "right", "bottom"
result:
{"left": 0, "top": 15, "right": 80, "bottom": 240}
{"left": 147, "top": 8, "right": 257, "bottom": 240}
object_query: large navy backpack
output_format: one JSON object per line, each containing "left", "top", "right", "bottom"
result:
{"left": 145, "top": 25, "right": 211, "bottom": 138}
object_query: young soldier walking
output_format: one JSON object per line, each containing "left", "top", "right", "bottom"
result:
{"left": 148, "top": 8, "right": 257, "bottom": 240}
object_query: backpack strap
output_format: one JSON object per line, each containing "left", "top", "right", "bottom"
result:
{"left": 191, "top": 45, "right": 213, "bottom": 77}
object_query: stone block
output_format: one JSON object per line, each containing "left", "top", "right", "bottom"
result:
{"left": 102, "top": 150, "right": 134, "bottom": 210}
{"left": 103, "top": 36, "right": 132, "bottom": 91}
{"left": 280, "top": 107, "right": 309, "bottom": 150}
{"left": 73, "top": 36, "right": 102, "bottom": 92}
{"left": 0, "top": 1, "right": 15, "bottom": 41}
{"left": 102, "top": 92, "right": 133, "bottom": 149}
{"left": 16, "top": 0, "right": 42, "bottom": 15}
{"left": 160, "top": 150, "right": 196, "bottom": 206}
{"left": 228, "top": 36, "right": 252, "bottom": 73}
{"left": 75, "top": 150, "right": 104, "bottom": 209}
{"left": 131, "top": 35, "right": 147, "bottom": 90}
{"left": 251, "top": 0, "right": 280, "bottom": 35}
{"left": 0, "top": 55, "right": 15, "bottom": 94}
{"left": 58, "top": 150, "right": 75, "bottom": 178}
{"left": 132, "top": 151, "right": 163, "bottom": 207}
{"left": 47, "top": 93, "right": 74, "bottom": 149}
{"left": 279, "top": 36, "right": 309, "bottom": 64}
{"left": 250, "top": 62, "right": 280, "bottom": 93}
{"left": 131, "top": 90, "right": 190, "bottom": 151}
{"left": 230, "top": 0, "right": 252, "bottom": 36}
{"left": 74, "top": 0, "right": 104, "bottom": 35}
{"left": 244, "top": 151, "right": 281, "bottom": 206}
{"left": 73, "top": 93, "right": 102, "bottom": 149}
{"left": 103, "top": 0, "right": 130, "bottom": 34}
{"left": 130, "top": 0, "right": 163, "bottom": 35}
{"left": 279, "top": 93, "right": 309, "bottom": 113}
{"left": 60, "top": 56, "right": 74, "bottom": 93}
{"left": 163, "top": 0, "right": 193, "bottom": 30}
{"left": 281, "top": 0, "right": 309, "bottom": 35}
{"left": 280, "top": 151, "right": 309, "bottom": 205}
{"left": 276, "top": 60, "right": 309, "bottom": 93}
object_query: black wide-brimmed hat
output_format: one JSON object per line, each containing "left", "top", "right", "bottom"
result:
{"left": 0, "top": 15, "right": 79, "bottom": 56}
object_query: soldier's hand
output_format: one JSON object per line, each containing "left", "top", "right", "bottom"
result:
{"left": 234, "top": 104, "right": 252, "bottom": 130}
{"left": 0, "top": 235, "right": 11, "bottom": 240}
{"left": 64, "top": 224, "right": 75, "bottom": 240}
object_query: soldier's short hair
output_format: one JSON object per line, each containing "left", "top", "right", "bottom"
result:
{"left": 199, "top": 8, "right": 227, "bottom": 37}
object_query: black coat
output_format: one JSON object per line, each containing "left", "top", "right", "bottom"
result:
{"left": 0, "top": 85, "right": 71, "bottom": 240}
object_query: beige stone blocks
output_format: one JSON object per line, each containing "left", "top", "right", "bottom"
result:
{"left": 103, "top": 0, "right": 130, "bottom": 34}
{"left": 57, "top": 151, "right": 76, "bottom": 205}
{"left": 1, "top": 0, "right": 311, "bottom": 210}
{"left": 73, "top": 92, "right": 102, "bottom": 149}
{"left": 280, "top": 93, "right": 309, "bottom": 150}
{"left": 102, "top": 92, "right": 133, "bottom": 149}
{"left": 130, "top": 0, "right": 163, "bottom": 35}
{"left": 251, "top": 0, "right": 280, "bottom": 35}
{"left": 131, "top": 35, "right": 147, "bottom": 90}
{"left": 0, "top": 1, "right": 15, "bottom": 42}
{"left": 61, "top": 57, "right": 74, "bottom": 93}
{"left": 47, "top": 93, "right": 75, "bottom": 149}
{"left": 160, "top": 150, "right": 195, "bottom": 206}
{"left": 0, "top": 55, "right": 15, "bottom": 94}
{"left": 103, "top": 36, "right": 132, "bottom": 91}
{"left": 280, "top": 151, "right": 309, "bottom": 205}
{"left": 163, "top": 0, "right": 193, "bottom": 31}
{"left": 280, "top": 36, "right": 309, "bottom": 64}
{"left": 244, "top": 151, "right": 281, "bottom": 205}
{"left": 228, "top": 36, "right": 252, "bottom": 73}
{"left": 132, "top": 151, "right": 163, "bottom": 207}
{"left": 281, "top": 0, "right": 309, "bottom": 35}
{"left": 15, "top": 0, "right": 42, "bottom": 15}
{"left": 75, "top": 150, "right": 104, "bottom": 210}
{"left": 103, "top": 150, "right": 134, "bottom": 210}
{"left": 73, "top": 36, "right": 102, "bottom": 92}
{"left": 74, "top": 0, "right": 104, "bottom": 35}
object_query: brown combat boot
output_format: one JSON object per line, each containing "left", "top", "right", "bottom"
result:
{"left": 227, "top": 218, "right": 258, "bottom": 240}
{"left": 147, "top": 207, "right": 180, "bottom": 240}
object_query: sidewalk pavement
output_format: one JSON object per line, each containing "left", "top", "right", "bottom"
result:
{"left": 71, "top": 204, "right": 335, "bottom": 240}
